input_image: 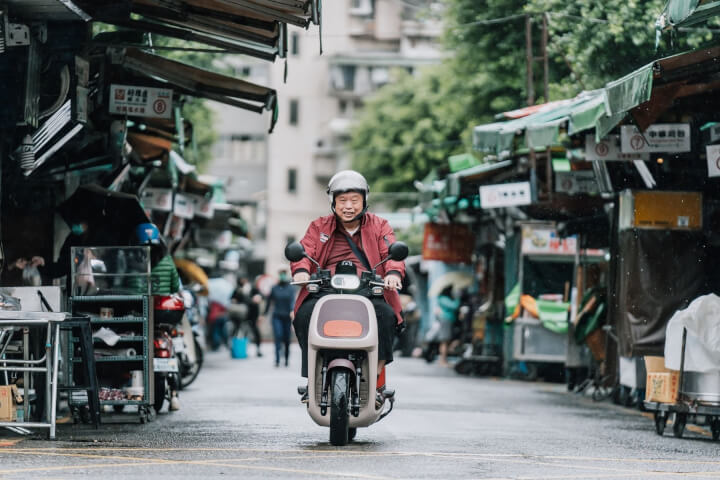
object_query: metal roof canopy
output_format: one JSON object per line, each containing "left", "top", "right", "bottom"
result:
{"left": 120, "top": 47, "right": 279, "bottom": 132}
{"left": 472, "top": 46, "right": 720, "bottom": 154}
{"left": 3, "top": 0, "right": 91, "bottom": 21}
{"left": 659, "top": 0, "right": 720, "bottom": 29}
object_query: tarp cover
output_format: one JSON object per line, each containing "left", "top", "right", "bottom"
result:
{"left": 665, "top": 294, "right": 720, "bottom": 372}
{"left": 615, "top": 229, "right": 706, "bottom": 357}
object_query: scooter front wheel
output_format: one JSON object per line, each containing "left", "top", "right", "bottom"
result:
{"left": 329, "top": 370, "right": 350, "bottom": 446}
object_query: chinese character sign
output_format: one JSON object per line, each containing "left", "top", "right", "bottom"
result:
{"left": 109, "top": 84, "right": 173, "bottom": 119}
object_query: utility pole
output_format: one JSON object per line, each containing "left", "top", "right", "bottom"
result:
{"left": 541, "top": 13, "right": 552, "bottom": 200}
{"left": 525, "top": 13, "right": 553, "bottom": 200}
{"left": 525, "top": 14, "right": 534, "bottom": 106}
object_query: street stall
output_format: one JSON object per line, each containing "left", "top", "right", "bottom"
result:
{"left": 508, "top": 224, "right": 575, "bottom": 374}
{"left": 67, "top": 246, "right": 155, "bottom": 423}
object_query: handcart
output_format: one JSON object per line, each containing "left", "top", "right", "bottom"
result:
{"left": 643, "top": 328, "right": 720, "bottom": 440}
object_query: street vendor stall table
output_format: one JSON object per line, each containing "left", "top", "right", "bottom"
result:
{"left": 0, "top": 310, "right": 66, "bottom": 439}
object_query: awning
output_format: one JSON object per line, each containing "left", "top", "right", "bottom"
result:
{"left": 81, "top": 0, "right": 320, "bottom": 60}
{"left": 121, "top": 48, "right": 279, "bottom": 132}
{"left": 473, "top": 46, "right": 720, "bottom": 154}
{"left": 658, "top": 0, "right": 720, "bottom": 29}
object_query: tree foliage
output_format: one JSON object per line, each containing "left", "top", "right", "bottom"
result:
{"left": 527, "top": 0, "right": 718, "bottom": 92}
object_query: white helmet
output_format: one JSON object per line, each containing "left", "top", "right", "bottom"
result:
{"left": 326, "top": 170, "right": 370, "bottom": 209}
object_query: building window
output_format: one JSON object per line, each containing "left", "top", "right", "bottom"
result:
{"left": 291, "top": 32, "right": 300, "bottom": 56}
{"left": 287, "top": 168, "right": 297, "bottom": 194}
{"left": 289, "top": 99, "right": 299, "bottom": 126}
{"left": 350, "top": 0, "right": 374, "bottom": 16}
{"left": 339, "top": 100, "right": 348, "bottom": 115}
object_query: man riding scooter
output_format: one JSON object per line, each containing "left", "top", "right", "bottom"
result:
{"left": 291, "top": 170, "right": 405, "bottom": 405}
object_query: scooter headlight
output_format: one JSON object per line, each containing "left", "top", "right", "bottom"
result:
{"left": 372, "top": 286, "right": 384, "bottom": 296}
{"left": 307, "top": 283, "right": 320, "bottom": 293}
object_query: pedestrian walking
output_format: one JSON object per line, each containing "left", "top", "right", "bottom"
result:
{"left": 261, "top": 269, "right": 296, "bottom": 367}
{"left": 232, "top": 277, "right": 264, "bottom": 357}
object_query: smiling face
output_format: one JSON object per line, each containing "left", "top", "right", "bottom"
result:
{"left": 333, "top": 191, "right": 364, "bottom": 225}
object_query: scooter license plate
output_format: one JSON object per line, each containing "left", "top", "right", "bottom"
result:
{"left": 172, "top": 337, "right": 186, "bottom": 353}
{"left": 154, "top": 358, "right": 179, "bottom": 373}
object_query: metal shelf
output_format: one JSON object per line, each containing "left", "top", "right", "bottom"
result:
{"left": 89, "top": 316, "right": 146, "bottom": 324}
{"left": 93, "top": 336, "right": 145, "bottom": 343}
{"left": 74, "top": 355, "right": 146, "bottom": 363}
{"left": 100, "top": 400, "right": 146, "bottom": 406}
{"left": 72, "top": 295, "right": 147, "bottom": 302}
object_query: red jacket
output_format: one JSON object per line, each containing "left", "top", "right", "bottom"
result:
{"left": 291, "top": 212, "right": 406, "bottom": 323}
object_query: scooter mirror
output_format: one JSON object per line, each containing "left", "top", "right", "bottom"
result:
{"left": 285, "top": 242, "right": 306, "bottom": 262}
{"left": 388, "top": 242, "right": 409, "bottom": 261}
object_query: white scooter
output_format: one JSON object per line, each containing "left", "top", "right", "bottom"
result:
{"left": 285, "top": 241, "right": 408, "bottom": 446}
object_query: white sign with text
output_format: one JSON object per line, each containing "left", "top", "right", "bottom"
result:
{"left": 620, "top": 124, "right": 691, "bottom": 154}
{"left": 109, "top": 84, "right": 173, "bottom": 119}
{"left": 479, "top": 181, "right": 532, "bottom": 208}
{"left": 585, "top": 134, "right": 649, "bottom": 161}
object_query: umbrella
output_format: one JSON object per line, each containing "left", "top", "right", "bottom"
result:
{"left": 57, "top": 184, "right": 151, "bottom": 242}
{"left": 174, "top": 258, "right": 209, "bottom": 296}
{"left": 428, "top": 271, "right": 475, "bottom": 297}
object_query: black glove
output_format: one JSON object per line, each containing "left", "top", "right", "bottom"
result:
{"left": 395, "top": 321, "right": 406, "bottom": 334}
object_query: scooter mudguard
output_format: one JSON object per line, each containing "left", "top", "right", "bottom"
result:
{"left": 306, "top": 294, "right": 384, "bottom": 428}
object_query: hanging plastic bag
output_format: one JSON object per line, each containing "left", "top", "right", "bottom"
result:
{"left": 665, "top": 294, "right": 720, "bottom": 372}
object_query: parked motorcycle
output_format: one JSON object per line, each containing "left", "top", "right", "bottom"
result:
{"left": 285, "top": 240, "right": 409, "bottom": 446}
{"left": 152, "top": 324, "right": 179, "bottom": 412}
{"left": 152, "top": 295, "right": 185, "bottom": 411}
{"left": 179, "top": 288, "right": 205, "bottom": 388}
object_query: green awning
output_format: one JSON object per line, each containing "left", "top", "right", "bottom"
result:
{"left": 659, "top": 0, "right": 720, "bottom": 28}
{"left": 604, "top": 64, "right": 653, "bottom": 116}
{"left": 448, "top": 153, "right": 480, "bottom": 173}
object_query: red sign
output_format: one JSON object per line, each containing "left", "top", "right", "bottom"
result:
{"left": 422, "top": 223, "right": 475, "bottom": 264}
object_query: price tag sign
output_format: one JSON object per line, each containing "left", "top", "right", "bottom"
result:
{"left": 109, "top": 84, "right": 173, "bottom": 119}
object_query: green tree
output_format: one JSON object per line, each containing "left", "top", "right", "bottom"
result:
{"left": 351, "top": 67, "right": 473, "bottom": 193}
{"left": 527, "top": 0, "right": 718, "bottom": 93}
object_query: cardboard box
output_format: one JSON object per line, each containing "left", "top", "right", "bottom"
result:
{"left": 0, "top": 385, "right": 19, "bottom": 422}
{"left": 644, "top": 356, "right": 680, "bottom": 403}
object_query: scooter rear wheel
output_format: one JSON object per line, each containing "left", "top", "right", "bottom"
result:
{"left": 329, "top": 370, "right": 350, "bottom": 446}
{"left": 154, "top": 374, "right": 167, "bottom": 413}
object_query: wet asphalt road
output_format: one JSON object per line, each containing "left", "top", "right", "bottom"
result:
{"left": 1, "top": 345, "right": 720, "bottom": 479}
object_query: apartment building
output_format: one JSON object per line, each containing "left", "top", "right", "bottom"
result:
{"left": 209, "top": 0, "right": 442, "bottom": 277}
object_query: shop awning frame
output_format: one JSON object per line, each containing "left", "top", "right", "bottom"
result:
{"left": 121, "top": 48, "right": 279, "bottom": 131}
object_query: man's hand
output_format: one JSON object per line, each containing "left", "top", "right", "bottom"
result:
{"left": 293, "top": 272, "right": 310, "bottom": 283}
{"left": 30, "top": 256, "right": 45, "bottom": 268}
{"left": 384, "top": 274, "right": 402, "bottom": 291}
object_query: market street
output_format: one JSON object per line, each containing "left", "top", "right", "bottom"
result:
{"left": 0, "top": 347, "right": 718, "bottom": 479}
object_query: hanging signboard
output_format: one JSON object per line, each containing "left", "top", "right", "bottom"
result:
{"left": 585, "top": 134, "right": 649, "bottom": 161}
{"left": 109, "top": 84, "right": 173, "bottom": 119}
{"left": 479, "top": 181, "right": 532, "bottom": 208}
{"left": 521, "top": 226, "right": 577, "bottom": 256}
{"left": 190, "top": 194, "right": 214, "bottom": 219}
{"left": 707, "top": 144, "right": 720, "bottom": 178}
{"left": 620, "top": 124, "right": 691, "bottom": 154}
{"left": 422, "top": 223, "right": 474, "bottom": 264}
{"left": 555, "top": 170, "right": 598, "bottom": 195}
{"left": 141, "top": 188, "right": 173, "bottom": 212}
{"left": 173, "top": 193, "right": 195, "bottom": 219}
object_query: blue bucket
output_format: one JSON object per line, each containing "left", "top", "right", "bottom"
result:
{"left": 231, "top": 337, "right": 248, "bottom": 359}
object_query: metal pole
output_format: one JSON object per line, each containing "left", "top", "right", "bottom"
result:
{"left": 525, "top": 14, "right": 535, "bottom": 106}
{"left": 23, "top": 328, "right": 29, "bottom": 420}
{"left": 50, "top": 323, "right": 60, "bottom": 439}
{"left": 542, "top": 13, "right": 549, "bottom": 103}
{"left": 678, "top": 327, "right": 687, "bottom": 402}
